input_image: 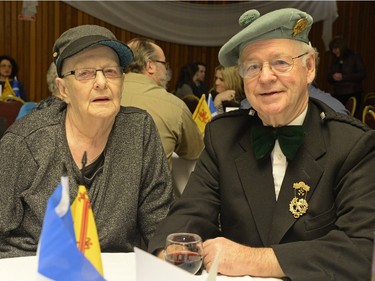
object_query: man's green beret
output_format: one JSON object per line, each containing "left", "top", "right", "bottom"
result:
{"left": 219, "top": 8, "right": 313, "bottom": 67}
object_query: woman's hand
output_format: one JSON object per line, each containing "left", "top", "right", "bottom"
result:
{"left": 213, "top": 90, "right": 235, "bottom": 107}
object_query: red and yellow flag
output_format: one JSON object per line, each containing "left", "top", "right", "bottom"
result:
{"left": 0, "top": 78, "right": 24, "bottom": 103}
{"left": 2, "top": 78, "right": 16, "bottom": 97}
{"left": 192, "top": 94, "right": 212, "bottom": 134}
{"left": 71, "top": 185, "right": 103, "bottom": 275}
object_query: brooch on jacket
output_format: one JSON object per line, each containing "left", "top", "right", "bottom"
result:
{"left": 289, "top": 181, "right": 310, "bottom": 218}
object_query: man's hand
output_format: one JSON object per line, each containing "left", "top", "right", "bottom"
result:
{"left": 202, "top": 237, "right": 285, "bottom": 278}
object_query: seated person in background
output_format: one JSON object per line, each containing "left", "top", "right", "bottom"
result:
{"left": 240, "top": 48, "right": 350, "bottom": 115}
{"left": 33, "top": 62, "right": 64, "bottom": 111}
{"left": 308, "top": 81, "right": 349, "bottom": 114}
{"left": 0, "top": 25, "right": 173, "bottom": 258}
{"left": 0, "top": 55, "right": 27, "bottom": 101}
{"left": 148, "top": 8, "right": 375, "bottom": 280}
{"left": 121, "top": 38, "right": 203, "bottom": 170}
{"left": 16, "top": 62, "right": 63, "bottom": 120}
{"left": 191, "top": 61, "right": 208, "bottom": 98}
{"left": 210, "top": 65, "right": 244, "bottom": 114}
{"left": 174, "top": 63, "right": 198, "bottom": 99}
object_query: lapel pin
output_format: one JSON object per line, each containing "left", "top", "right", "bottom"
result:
{"left": 289, "top": 181, "right": 310, "bottom": 218}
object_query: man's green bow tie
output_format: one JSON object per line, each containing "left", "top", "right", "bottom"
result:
{"left": 251, "top": 125, "right": 304, "bottom": 161}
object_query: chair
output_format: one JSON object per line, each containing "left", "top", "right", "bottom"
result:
{"left": 345, "top": 96, "right": 357, "bottom": 117}
{"left": 171, "top": 152, "right": 197, "bottom": 196}
{"left": 363, "top": 92, "right": 375, "bottom": 101}
{"left": 362, "top": 105, "right": 375, "bottom": 129}
{"left": 0, "top": 117, "right": 6, "bottom": 138}
{"left": 182, "top": 94, "right": 200, "bottom": 114}
{"left": 362, "top": 92, "right": 375, "bottom": 107}
{"left": 0, "top": 100, "right": 23, "bottom": 128}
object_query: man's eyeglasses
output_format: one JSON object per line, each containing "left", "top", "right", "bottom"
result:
{"left": 61, "top": 66, "right": 124, "bottom": 81}
{"left": 239, "top": 52, "right": 309, "bottom": 79}
{"left": 154, "top": 60, "right": 169, "bottom": 69}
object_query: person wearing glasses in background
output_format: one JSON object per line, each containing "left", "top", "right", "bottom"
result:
{"left": 121, "top": 38, "right": 203, "bottom": 175}
{"left": 0, "top": 25, "right": 173, "bottom": 258}
{"left": 149, "top": 9, "right": 375, "bottom": 280}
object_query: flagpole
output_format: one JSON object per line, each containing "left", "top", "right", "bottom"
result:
{"left": 78, "top": 151, "right": 88, "bottom": 253}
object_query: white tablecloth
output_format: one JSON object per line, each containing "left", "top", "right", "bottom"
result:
{"left": 0, "top": 253, "right": 282, "bottom": 281}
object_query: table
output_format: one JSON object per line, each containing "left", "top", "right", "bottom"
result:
{"left": 0, "top": 253, "right": 282, "bottom": 281}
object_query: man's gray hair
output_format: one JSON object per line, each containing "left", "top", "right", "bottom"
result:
{"left": 126, "top": 38, "right": 158, "bottom": 73}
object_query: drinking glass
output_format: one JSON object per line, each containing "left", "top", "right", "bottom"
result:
{"left": 164, "top": 233, "right": 203, "bottom": 275}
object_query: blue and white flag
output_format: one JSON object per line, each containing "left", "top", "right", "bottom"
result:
{"left": 207, "top": 93, "right": 217, "bottom": 117}
{"left": 11, "top": 77, "right": 21, "bottom": 98}
{"left": 36, "top": 175, "right": 105, "bottom": 281}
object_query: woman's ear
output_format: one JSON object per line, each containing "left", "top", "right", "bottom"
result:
{"left": 55, "top": 77, "right": 70, "bottom": 104}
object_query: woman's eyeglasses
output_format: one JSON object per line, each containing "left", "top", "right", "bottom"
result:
{"left": 61, "top": 66, "right": 124, "bottom": 80}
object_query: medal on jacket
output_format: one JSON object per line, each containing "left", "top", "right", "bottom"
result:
{"left": 289, "top": 181, "right": 310, "bottom": 218}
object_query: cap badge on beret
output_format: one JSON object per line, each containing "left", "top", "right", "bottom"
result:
{"left": 53, "top": 51, "right": 59, "bottom": 59}
{"left": 292, "top": 18, "right": 308, "bottom": 37}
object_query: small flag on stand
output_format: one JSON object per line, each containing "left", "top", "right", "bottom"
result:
{"left": 0, "top": 78, "right": 25, "bottom": 103}
{"left": 11, "top": 77, "right": 21, "bottom": 98}
{"left": 36, "top": 163, "right": 104, "bottom": 281}
{"left": 193, "top": 94, "right": 212, "bottom": 134}
{"left": 207, "top": 93, "right": 217, "bottom": 117}
{"left": 71, "top": 185, "right": 103, "bottom": 275}
{"left": 72, "top": 151, "right": 104, "bottom": 276}
{"left": 2, "top": 78, "right": 16, "bottom": 97}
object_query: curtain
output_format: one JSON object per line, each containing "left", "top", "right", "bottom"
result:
{"left": 64, "top": 1, "right": 337, "bottom": 50}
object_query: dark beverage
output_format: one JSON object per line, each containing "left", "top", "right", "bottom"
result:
{"left": 166, "top": 250, "right": 202, "bottom": 274}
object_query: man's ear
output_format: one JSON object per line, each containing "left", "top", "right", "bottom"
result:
{"left": 55, "top": 77, "right": 70, "bottom": 104}
{"left": 306, "top": 53, "right": 316, "bottom": 84}
{"left": 146, "top": 59, "right": 156, "bottom": 75}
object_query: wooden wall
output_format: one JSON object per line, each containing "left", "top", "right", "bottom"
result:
{"left": 1, "top": 1, "right": 374, "bottom": 102}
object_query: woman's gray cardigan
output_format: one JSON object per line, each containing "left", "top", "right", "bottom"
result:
{"left": 0, "top": 102, "right": 173, "bottom": 258}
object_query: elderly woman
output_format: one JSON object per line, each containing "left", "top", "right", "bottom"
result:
{"left": 0, "top": 25, "right": 173, "bottom": 258}
{"left": 0, "top": 55, "right": 27, "bottom": 101}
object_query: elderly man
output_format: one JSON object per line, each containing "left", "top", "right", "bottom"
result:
{"left": 148, "top": 8, "right": 375, "bottom": 280}
{"left": 121, "top": 38, "right": 203, "bottom": 171}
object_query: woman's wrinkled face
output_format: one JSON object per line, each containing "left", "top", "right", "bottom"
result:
{"left": 56, "top": 45, "right": 123, "bottom": 120}
{"left": 214, "top": 70, "right": 227, "bottom": 93}
{"left": 0, "top": 59, "right": 12, "bottom": 79}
